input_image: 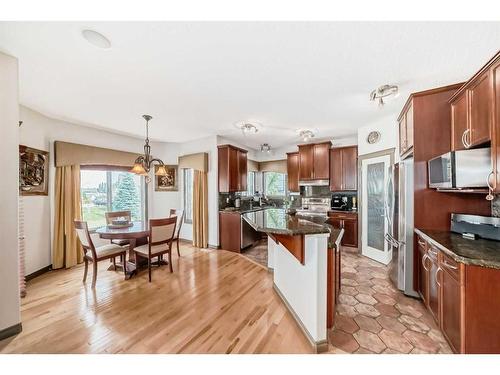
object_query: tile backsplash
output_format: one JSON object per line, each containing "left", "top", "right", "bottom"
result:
{"left": 493, "top": 195, "right": 500, "bottom": 217}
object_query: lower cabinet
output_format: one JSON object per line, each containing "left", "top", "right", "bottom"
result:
{"left": 219, "top": 212, "right": 241, "bottom": 252}
{"left": 327, "top": 211, "right": 358, "bottom": 248}
{"left": 440, "top": 261, "right": 463, "bottom": 353}
{"left": 415, "top": 232, "right": 500, "bottom": 354}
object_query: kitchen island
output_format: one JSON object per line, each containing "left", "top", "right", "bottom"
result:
{"left": 242, "top": 209, "right": 343, "bottom": 353}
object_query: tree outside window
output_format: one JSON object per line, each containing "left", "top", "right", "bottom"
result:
{"left": 263, "top": 172, "right": 286, "bottom": 196}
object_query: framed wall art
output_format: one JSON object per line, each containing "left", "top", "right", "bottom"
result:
{"left": 19, "top": 145, "right": 49, "bottom": 196}
{"left": 155, "top": 164, "right": 178, "bottom": 192}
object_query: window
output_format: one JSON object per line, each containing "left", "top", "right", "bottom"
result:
{"left": 80, "top": 169, "right": 145, "bottom": 229}
{"left": 183, "top": 168, "right": 193, "bottom": 224}
{"left": 263, "top": 172, "right": 287, "bottom": 196}
{"left": 246, "top": 171, "right": 255, "bottom": 196}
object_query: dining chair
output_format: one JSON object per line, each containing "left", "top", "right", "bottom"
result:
{"left": 169, "top": 209, "right": 185, "bottom": 256}
{"left": 74, "top": 220, "right": 128, "bottom": 288}
{"left": 105, "top": 210, "right": 132, "bottom": 245}
{"left": 133, "top": 217, "right": 177, "bottom": 282}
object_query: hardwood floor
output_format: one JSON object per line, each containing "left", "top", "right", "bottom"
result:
{"left": 0, "top": 243, "right": 312, "bottom": 354}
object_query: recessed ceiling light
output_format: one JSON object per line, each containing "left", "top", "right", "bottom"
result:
{"left": 81, "top": 29, "right": 111, "bottom": 49}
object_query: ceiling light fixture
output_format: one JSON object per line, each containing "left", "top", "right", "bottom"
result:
{"left": 260, "top": 143, "right": 271, "bottom": 153}
{"left": 299, "top": 130, "right": 315, "bottom": 142}
{"left": 370, "top": 84, "right": 399, "bottom": 107}
{"left": 81, "top": 29, "right": 112, "bottom": 49}
{"left": 131, "top": 115, "right": 167, "bottom": 183}
{"left": 240, "top": 123, "right": 259, "bottom": 136}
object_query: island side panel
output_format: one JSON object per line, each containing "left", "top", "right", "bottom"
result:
{"left": 272, "top": 233, "right": 329, "bottom": 345}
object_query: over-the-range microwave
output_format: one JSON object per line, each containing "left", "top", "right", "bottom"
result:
{"left": 428, "top": 147, "right": 491, "bottom": 189}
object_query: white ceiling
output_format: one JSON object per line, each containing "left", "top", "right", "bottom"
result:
{"left": 1, "top": 22, "right": 500, "bottom": 150}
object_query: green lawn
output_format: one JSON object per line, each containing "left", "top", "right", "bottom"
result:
{"left": 82, "top": 205, "right": 107, "bottom": 229}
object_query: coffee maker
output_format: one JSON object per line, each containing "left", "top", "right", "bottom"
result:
{"left": 331, "top": 193, "right": 356, "bottom": 211}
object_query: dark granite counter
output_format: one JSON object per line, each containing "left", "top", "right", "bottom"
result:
{"left": 242, "top": 208, "right": 331, "bottom": 236}
{"left": 415, "top": 228, "right": 500, "bottom": 269}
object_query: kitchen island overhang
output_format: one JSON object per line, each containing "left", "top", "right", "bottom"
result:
{"left": 242, "top": 209, "right": 343, "bottom": 353}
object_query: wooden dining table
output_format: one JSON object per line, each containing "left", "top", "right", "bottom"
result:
{"left": 96, "top": 221, "right": 155, "bottom": 278}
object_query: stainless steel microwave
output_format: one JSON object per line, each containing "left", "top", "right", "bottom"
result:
{"left": 428, "top": 147, "right": 491, "bottom": 189}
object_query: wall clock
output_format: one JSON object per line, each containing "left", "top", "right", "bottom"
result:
{"left": 366, "top": 131, "right": 381, "bottom": 144}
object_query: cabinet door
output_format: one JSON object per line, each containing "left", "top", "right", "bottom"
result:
{"left": 342, "top": 147, "right": 358, "bottom": 190}
{"left": 493, "top": 60, "right": 500, "bottom": 193}
{"left": 228, "top": 147, "right": 239, "bottom": 192}
{"left": 238, "top": 150, "right": 247, "bottom": 192}
{"left": 441, "top": 266, "right": 462, "bottom": 353}
{"left": 313, "top": 143, "right": 330, "bottom": 179}
{"left": 341, "top": 218, "right": 358, "bottom": 248}
{"left": 406, "top": 103, "right": 414, "bottom": 151}
{"left": 427, "top": 247, "right": 440, "bottom": 323}
{"left": 417, "top": 238, "right": 429, "bottom": 305}
{"left": 327, "top": 217, "right": 342, "bottom": 229}
{"left": 329, "top": 148, "right": 342, "bottom": 191}
{"left": 451, "top": 93, "right": 469, "bottom": 151}
{"left": 287, "top": 153, "right": 300, "bottom": 192}
{"left": 298, "top": 144, "right": 314, "bottom": 180}
{"left": 219, "top": 212, "right": 241, "bottom": 252}
{"left": 468, "top": 72, "right": 492, "bottom": 147}
{"left": 399, "top": 116, "right": 407, "bottom": 155}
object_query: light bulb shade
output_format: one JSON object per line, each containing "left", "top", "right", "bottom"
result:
{"left": 155, "top": 165, "right": 168, "bottom": 176}
{"left": 131, "top": 162, "right": 148, "bottom": 176}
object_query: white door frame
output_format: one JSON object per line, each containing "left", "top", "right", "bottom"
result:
{"left": 357, "top": 148, "right": 395, "bottom": 265}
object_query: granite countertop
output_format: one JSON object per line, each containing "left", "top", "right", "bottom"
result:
{"left": 219, "top": 206, "right": 276, "bottom": 214}
{"left": 415, "top": 228, "right": 500, "bottom": 269}
{"left": 242, "top": 208, "right": 331, "bottom": 236}
{"left": 328, "top": 209, "right": 358, "bottom": 214}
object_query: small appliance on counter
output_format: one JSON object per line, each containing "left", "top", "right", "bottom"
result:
{"left": 451, "top": 214, "right": 500, "bottom": 241}
{"left": 330, "top": 193, "right": 356, "bottom": 211}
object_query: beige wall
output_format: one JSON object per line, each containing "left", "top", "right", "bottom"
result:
{"left": 0, "top": 52, "right": 21, "bottom": 332}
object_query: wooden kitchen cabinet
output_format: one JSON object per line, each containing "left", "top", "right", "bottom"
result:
{"left": 329, "top": 146, "right": 358, "bottom": 191}
{"left": 219, "top": 212, "right": 241, "bottom": 252}
{"left": 218, "top": 144, "right": 248, "bottom": 193}
{"left": 468, "top": 72, "right": 492, "bottom": 147}
{"left": 327, "top": 211, "right": 358, "bottom": 248}
{"left": 286, "top": 152, "right": 300, "bottom": 192}
{"left": 416, "top": 236, "right": 429, "bottom": 305}
{"left": 440, "top": 253, "right": 463, "bottom": 354}
{"left": 298, "top": 142, "right": 331, "bottom": 181}
{"left": 427, "top": 245, "right": 440, "bottom": 323}
{"left": 313, "top": 142, "right": 330, "bottom": 179}
{"left": 298, "top": 144, "right": 314, "bottom": 180}
{"left": 451, "top": 92, "right": 468, "bottom": 151}
{"left": 398, "top": 102, "right": 414, "bottom": 157}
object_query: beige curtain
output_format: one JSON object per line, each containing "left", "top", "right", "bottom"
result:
{"left": 192, "top": 170, "right": 208, "bottom": 248}
{"left": 52, "top": 165, "right": 83, "bottom": 269}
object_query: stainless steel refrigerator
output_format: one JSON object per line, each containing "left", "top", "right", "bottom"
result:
{"left": 386, "top": 158, "right": 418, "bottom": 297}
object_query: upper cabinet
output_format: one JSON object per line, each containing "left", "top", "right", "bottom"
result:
{"left": 329, "top": 146, "right": 358, "bottom": 191}
{"left": 398, "top": 102, "right": 414, "bottom": 157}
{"left": 218, "top": 144, "right": 248, "bottom": 193}
{"left": 451, "top": 72, "right": 492, "bottom": 151}
{"left": 298, "top": 142, "right": 331, "bottom": 181}
{"left": 449, "top": 50, "right": 500, "bottom": 193}
{"left": 286, "top": 152, "right": 300, "bottom": 192}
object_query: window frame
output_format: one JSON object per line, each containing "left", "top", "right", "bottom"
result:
{"left": 183, "top": 168, "right": 193, "bottom": 224}
{"left": 80, "top": 166, "right": 146, "bottom": 229}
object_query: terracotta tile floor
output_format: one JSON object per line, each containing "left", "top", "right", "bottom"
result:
{"left": 241, "top": 239, "right": 268, "bottom": 267}
{"left": 328, "top": 249, "right": 452, "bottom": 354}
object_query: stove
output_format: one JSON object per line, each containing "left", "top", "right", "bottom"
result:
{"left": 296, "top": 197, "right": 331, "bottom": 218}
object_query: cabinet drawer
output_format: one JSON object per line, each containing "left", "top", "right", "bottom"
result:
{"left": 440, "top": 252, "right": 461, "bottom": 281}
{"left": 328, "top": 212, "right": 357, "bottom": 220}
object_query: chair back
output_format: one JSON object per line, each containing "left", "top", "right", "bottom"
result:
{"left": 169, "top": 209, "right": 185, "bottom": 239}
{"left": 74, "top": 220, "right": 96, "bottom": 258}
{"left": 105, "top": 210, "right": 131, "bottom": 225}
{"left": 149, "top": 217, "right": 177, "bottom": 246}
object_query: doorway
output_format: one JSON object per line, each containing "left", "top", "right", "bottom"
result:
{"left": 359, "top": 149, "right": 394, "bottom": 265}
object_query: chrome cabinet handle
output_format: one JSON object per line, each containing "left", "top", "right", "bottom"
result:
{"left": 486, "top": 171, "right": 495, "bottom": 201}
{"left": 462, "top": 129, "right": 471, "bottom": 149}
{"left": 428, "top": 247, "right": 438, "bottom": 257}
{"left": 443, "top": 260, "right": 458, "bottom": 270}
{"left": 435, "top": 267, "right": 442, "bottom": 288}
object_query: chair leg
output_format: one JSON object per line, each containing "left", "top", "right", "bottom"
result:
{"left": 176, "top": 238, "right": 180, "bottom": 257}
{"left": 83, "top": 258, "right": 88, "bottom": 283}
{"left": 148, "top": 257, "right": 152, "bottom": 282}
{"left": 112, "top": 257, "right": 116, "bottom": 270}
{"left": 169, "top": 250, "right": 173, "bottom": 273}
{"left": 92, "top": 261, "right": 98, "bottom": 288}
{"left": 122, "top": 253, "right": 127, "bottom": 279}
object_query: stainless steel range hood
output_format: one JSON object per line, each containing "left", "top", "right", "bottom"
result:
{"left": 298, "top": 179, "right": 329, "bottom": 186}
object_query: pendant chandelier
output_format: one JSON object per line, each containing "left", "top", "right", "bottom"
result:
{"left": 130, "top": 115, "right": 167, "bottom": 182}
